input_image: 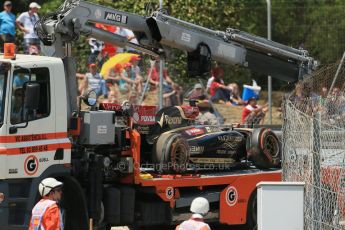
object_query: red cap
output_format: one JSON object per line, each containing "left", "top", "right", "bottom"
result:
{"left": 114, "top": 63, "right": 123, "bottom": 71}
{"left": 123, "top": 62, "right": 132, "bottom": 68}
{"left": 89, "top": 63, "right": 97, "bottom": 68}
{"left": 129, "top": 56, "right": 141, "bottom": 62}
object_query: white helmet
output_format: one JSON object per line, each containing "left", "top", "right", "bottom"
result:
{"left": 39, "top": 178, "right": 63, "bottom": 197}
{"left": 190, "top": 197, "right": 209, "bottom": 215}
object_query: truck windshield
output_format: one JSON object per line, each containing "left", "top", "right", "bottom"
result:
{"left": 0, "top": 62, "right": 10, "bottom": 125}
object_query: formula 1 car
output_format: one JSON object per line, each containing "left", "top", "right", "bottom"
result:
{"left": 100, "top": 103, "right": 281, "bottom": 173}
{"left": 142, "top": 106, "right": 281, "bottom": 173}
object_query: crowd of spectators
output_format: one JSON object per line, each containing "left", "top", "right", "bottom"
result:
{"left": 79, "top": 35, "right": 185, "bottom": 108}
{"left": 290, "top": 81, "right": 345, "bottom": 127}
{"left": 0, "top": 1, "right": 41, "bottom": 54}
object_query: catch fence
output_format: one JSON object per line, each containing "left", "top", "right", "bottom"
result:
{"left": 283, "top": 62, "right": 345, "bottom": 229}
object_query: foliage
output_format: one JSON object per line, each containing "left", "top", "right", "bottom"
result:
{"left": 12, "top": 0, "right": 345, "bottom": 91}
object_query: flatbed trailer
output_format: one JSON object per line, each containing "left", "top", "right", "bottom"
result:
{"left": 135, "top": 169, "right": 281, "bottom": 226}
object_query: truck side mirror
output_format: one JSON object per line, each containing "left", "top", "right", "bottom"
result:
{"left": 81, "top": 89, "right": 97, "bottom": 107}
{"left": 24, "top": 82, "right": 40, "bottom": 111}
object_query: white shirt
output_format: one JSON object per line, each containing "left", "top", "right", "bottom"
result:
{"left": 206, "top": 76, "right": 215, "bottom": 89}
{"left": 17, "top": 12, "right": 39, "bottom": 39}
{"left": 115, "top": 27, "right": 139, "bottom": 53}
{"left": 206, "top": 76, "right": 224, "bottom": 89}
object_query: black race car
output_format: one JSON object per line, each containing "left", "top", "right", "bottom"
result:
{"left": 141, "top": 106, "right": 281, "bottom": 173}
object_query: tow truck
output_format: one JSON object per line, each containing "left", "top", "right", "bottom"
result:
{"left": 0, "top": 1, "right": 316, "bottom": 229}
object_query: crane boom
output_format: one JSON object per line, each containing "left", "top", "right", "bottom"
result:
{"left": 36, "top": 0, "right": 316, "bottom": 82}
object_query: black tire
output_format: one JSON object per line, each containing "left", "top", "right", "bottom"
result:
{"left": 243, "top": 191, "right": 257, "bottom": 230}
{"left": 60, "top": 176, "right": 89, "bottom": 230}
{"left": 153, "top": 133, "right": 189, "bottom": 173}
{"left": 249, "top": 128, "right": 281, "bottom": 169}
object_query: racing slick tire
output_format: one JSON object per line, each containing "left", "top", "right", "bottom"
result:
{"left": 249, "top": 128, "right": 281, "bottom": 169}
{"left": 153, "top": 132, "right": 189, "bottom": 173}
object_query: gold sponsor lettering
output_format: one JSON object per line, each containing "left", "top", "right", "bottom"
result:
{"left": 217, "top": 135, "right": 242, "bottom": 142}
{"left": 164, "top": 115, "right": 182, "bottom": 125}
{"left": 189, "top": 146, "right": 204, "bottom": 154}
{"left": 205, "top": 126, "right": 221, "bottom": 133}
{"left": 216, "top": 149, "right": 227, "bottom": 154}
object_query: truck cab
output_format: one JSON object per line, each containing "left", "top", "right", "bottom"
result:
{"left": 0, "top": 55, "right": 72, "bottom": 228}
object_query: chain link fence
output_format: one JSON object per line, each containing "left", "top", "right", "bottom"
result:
{"left": 283, "top": 60, "right": 345, "bottom": 229}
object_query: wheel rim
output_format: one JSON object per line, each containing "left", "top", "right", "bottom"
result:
{"left": 263, "top": 134, "right": 279, "bottom": 158}
{"left": 170, "top": 138, "right": 189, "bottom": 172}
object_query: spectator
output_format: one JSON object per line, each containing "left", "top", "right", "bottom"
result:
{"left": 28, "top": 44, "right": 39, "bottom": 55}
{"left": 129, "top": 55, "right": 143, "bottom": 94}
{"left": 119, "top": 62, "right": 138, "bottom": 93}
{"left": 102, "top": 89, "right": 118, "bottom": 104}
{"left": 129, "top": 92, "right": 139, "bottom": 105}
{"left": 95, "top": 23, "right": 117, "bottom": 58}
{"left": 0, "top": 1, "right": 16, "bottom": 50}
{"left": 242, "top": 97, "right": 268, "bottom": 126}
{"left": 80, "top": 63, "right": 108, "bottom": 98}
{"left": 129, "top": 56, "right": 141, "bottom": 74}
{"left": 195, "top": 100, "right": 218, "bottom": 125}
{"left": 331, "top": 87, "right": 340, "bottom": 98}
{"left": 209, "top": 75, "right": 232, "bottom": 105}
{"left": 187, "top": 83, "right": 207, "bottom": 100}
{"left": 149, "top": 62, "right": 171, "bottom": 89}
{"left": 163, "top": 89, "right": 177, "bottom": 107}
{"left": 105, "top": 63, "right": 123, "bottom": 87}
{"left": 206, "top": 66, "right": 224, "bottom": 94}
{"left": 228, "top": 83, "right": 245, "bottom": 105}
{"left": 87, "top": 37, "right": 104, "bottom": 67}
{"left": 326, "top": 86, "right": 341, "bottom": 116}
{"left": 321, "top": 86, "right": 328, "bottom": 97}
{"left": 149, "top": 61, "right": 182, "bottom": 105}
{"left": 291, "top": 82, "right": 304, "bottom": 109}
{"left": 16, "top": 2, "right": 41, "bottom": 54}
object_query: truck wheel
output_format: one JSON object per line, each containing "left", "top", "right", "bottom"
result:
{"left": 60, "top": 176, "right": 89, "bottom": 230}
{"left": 243, "top": 191, "right": 257, "bottom": 230}
{"left": 153, "top": 133, "right": 189, "bottom": 173}
{"left": 249, "top": 128, "right": 280, "bottom": 169}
